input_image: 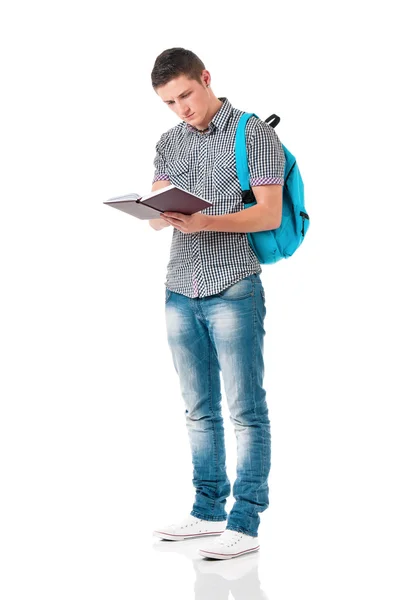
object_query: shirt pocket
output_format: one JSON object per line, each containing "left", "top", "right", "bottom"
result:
{"left": 212, "top": 151, "right": 241, "bottom": 196}
{"left": 168, "top": 158, "right": 190, "bottom": 191}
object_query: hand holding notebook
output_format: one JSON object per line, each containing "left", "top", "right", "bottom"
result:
{"left": 104, "top": 184, "right": 212, "bottom": 220}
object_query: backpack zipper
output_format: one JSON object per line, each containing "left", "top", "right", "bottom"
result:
{"left": 300, "top": 211, "right": 309, "bottom": 236}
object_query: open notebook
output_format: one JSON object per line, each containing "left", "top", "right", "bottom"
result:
{"left": 104, "top": 184, "right": 212, "bottom": 220}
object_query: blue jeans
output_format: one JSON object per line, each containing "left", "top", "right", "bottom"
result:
{"left": 164, "top": 273, "right": 270, "bottom": 537}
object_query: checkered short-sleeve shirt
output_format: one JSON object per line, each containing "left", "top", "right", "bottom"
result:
{"left": 153, "top": 97, "right": 285, "bottom": 298}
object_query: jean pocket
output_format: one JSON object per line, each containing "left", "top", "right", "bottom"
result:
{"left": 215, "top": 276, "right": 254, "bottom": 301}
{"left": 165, "top": 288, "right": 172, "bottom": 304}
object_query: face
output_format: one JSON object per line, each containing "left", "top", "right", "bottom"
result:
{"left": 155, "top": 72, "right": 211, "bottom": 129}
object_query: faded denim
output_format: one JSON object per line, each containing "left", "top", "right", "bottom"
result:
{"left": 165, "top": 273, "right": 271, "bottom": 537}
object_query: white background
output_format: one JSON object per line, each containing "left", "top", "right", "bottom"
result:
{"left": 1, "top": 1, "right": 397, "bottom": 599}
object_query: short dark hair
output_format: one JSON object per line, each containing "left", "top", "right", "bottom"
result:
{"left": 151, "top": 48, "right": 206, "bottom": 89}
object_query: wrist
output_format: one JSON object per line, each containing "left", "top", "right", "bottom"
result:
{"left": 202, "top": 214, "right": 212, "bottom": 231}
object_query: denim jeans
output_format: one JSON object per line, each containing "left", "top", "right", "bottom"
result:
{"left": 164, "top": 273, "right": 271, "bottom": 537}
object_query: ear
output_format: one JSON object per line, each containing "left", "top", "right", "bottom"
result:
{"left": 201, "top": 69, "right": 211, "bottom": 87}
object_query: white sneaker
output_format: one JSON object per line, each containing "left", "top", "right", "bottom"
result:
{"left": 153, "top": 515, "right": 227, "bottom": 541}
{"left": 198, "top": 529, "right": 260, "bottom": 560}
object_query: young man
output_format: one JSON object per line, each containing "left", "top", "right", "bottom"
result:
{"left": 150, "top": 48, "right": 285, "bottom": 560}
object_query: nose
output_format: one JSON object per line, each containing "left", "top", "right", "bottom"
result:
{"left": 176, "top": 100, "right": 190, "bottom": 117}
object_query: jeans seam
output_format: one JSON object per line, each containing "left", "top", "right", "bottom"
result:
{"left": 251, "top": 287, "right": 258, "bottom": 517}
{"left": 259, "top": 286, "right": 267, "bottom": 502}
{"left": 251, "top": 282, "right": 256, "bottom": 420}
{"left": 253, "top": 285, "right": 264, "bottom": 513}
{"left": 208, "top": 332, "right": 216, "bottom": 513}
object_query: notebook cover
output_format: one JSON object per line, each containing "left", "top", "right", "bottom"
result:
{"left": 104, "top": 186, "right": 211, "bottom": 220}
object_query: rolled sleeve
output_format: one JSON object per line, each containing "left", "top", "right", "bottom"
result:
{"left": 152, "top": 134, "right": 169, "bottom": 184}
{"left": 248, "top": 119, "right": 286, "bottom": 186}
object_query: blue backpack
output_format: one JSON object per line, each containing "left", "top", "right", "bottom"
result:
{"left": 235, "top": 113, "right": 309, "bottom": 264}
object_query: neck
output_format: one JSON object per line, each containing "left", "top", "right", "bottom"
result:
{"left": 197, "top": 97, "right": 223, "bottom": 131}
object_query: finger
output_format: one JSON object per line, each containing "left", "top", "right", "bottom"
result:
{"left": 164, "top": 212, "right": 184, "bottom": 221}
{"left": 166, "top": 219, "right": 178, "bottom": 228}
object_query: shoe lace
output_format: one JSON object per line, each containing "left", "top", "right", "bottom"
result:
{"left": 219, "top": 530, "right": 243, "bottom": 547}
{"left": 173, "top": 516, "right": 201, "bottom": 529}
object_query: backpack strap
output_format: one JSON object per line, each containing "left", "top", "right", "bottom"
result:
{"left": 235, "top": 112, "right": 281, "bottom": 203}
{"left": 235, "top": 113, "right": 258, "bottom": 192}
{"left": 264, "top": 114, "right": 280, "bottom": 128}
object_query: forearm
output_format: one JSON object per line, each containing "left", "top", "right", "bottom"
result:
{"left": 204, "top": 204, "right": 280, "bottom": 233}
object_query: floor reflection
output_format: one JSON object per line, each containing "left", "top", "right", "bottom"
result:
{"left": 152, "top": 537, "right": 269, "bottom": 599}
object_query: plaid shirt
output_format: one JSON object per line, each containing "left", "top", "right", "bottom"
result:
{"left": 153, "top": 97, "right": 285, "bottom": 298}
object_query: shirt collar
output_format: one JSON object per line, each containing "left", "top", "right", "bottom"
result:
{"left": 185, "top": 97, "right": 232, "bottom": 134}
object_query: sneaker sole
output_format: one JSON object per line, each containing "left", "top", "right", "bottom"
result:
{"left": 153, "top": 529, "right": 226, "bottom": 541}
{"left": 198, "top": 545, "right": 260, "bottom": 559}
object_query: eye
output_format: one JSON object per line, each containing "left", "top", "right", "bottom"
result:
{"left": 165, "top": 92, "right": 191, "bottom": 105}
